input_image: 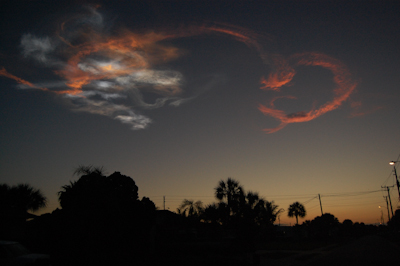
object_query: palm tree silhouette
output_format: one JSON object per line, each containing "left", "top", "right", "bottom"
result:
{"left": 254, "top": 199, "right": 284, "bottom": 225}
{"left": 215, "top": 177, "right": 244, "bottom": 216}
{"left": 239, "top": 191, "right": 261, "bottom": 222}
{"left": 288, "top": 201, "right": 306, "bottom": 225}
{"left": 73, "top": 165, "right": 105, "bottom": 176}
{"left": 0, "top": 183, "right": 47, "bottom": 214}
{"left": 245, "top": 191, "right": 260, "bottom": 207}
{"left": 202, "top": 202, "right": 229, "bottom": 224}
{"left": 177, "top": 199, "right": 204, "bottom": 218}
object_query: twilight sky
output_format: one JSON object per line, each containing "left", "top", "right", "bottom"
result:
{"left": 1, "top": 0, "right": 400, "bottom": 225}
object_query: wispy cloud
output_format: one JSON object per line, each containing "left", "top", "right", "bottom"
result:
{"left": 0, "top": 5, "right": 358, "bottom": 132}
{"left": 21, "top": 34, "right": 56, "bottom": 64}
{"left": 349, "top": 105, "right": 383, "bottom": 118}
{"left": 4, "top": 6, "right": 191, "bottom": 130}
{"left": 258, "top": 52, "right": 357, "bottom": 133}
{"left": 0, "top": 67, "right": 48, "bottom": 91}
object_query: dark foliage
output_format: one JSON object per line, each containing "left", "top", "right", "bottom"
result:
{"left": 0, "top": 183, "right": 47, "bottom": 241}
{"left": 305, "top": 213, "right": 340, "bottom": 238}
{"left": 388, "top": 209, "right": 400, "bottom": 229}
{"left": 26, "top": 167, "right": 157, "bottom": 265}
{"left": 58, "top": 170, "right": 138, "bottom": 213}
{"left": 0, "top": 183, "right": 47, "bottom": 213}
{"left": 288, "top": 201, "right": 306, "bottom": 225}
{"left": 202, "top": 178, "right": 283, "bottom": 244}
{"left": 11, "top": 173, "right": 389, "bottom": 265}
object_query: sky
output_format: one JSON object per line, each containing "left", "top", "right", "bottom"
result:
{"left": 1, "top": 0, "right": 400, "bottom": 225}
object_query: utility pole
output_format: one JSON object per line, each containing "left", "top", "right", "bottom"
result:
{"left": 394, "top": 166, "right": 400, "bottom": 198}
{"left": 318, "top": 194, "right": 323, "bottom": 215}
{"left": 379, "top": 206, "right": 384, "bottom": 225}
{"left": 389, "top": 161, "right": 400, "bottom": 198}
{"left": 382, "top": 186, "right": 394, "bottom": 218}
{"left": 384, "top": 196, "right": 391, "bottom": 222}
{"left": 163, "top": 195, "right": 165, "bottom": 210}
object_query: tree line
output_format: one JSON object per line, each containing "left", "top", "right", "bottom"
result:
{"left": 177, "top": 177, "right": 306, "bottom": 227}
{"left": 1, "top": 166, "right": 399, "bottom": 265}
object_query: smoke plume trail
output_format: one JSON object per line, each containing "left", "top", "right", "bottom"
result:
{"left": 258, "top": 52, "right": 357, "bottom": 133}
{"left": 0, "top": 6, "right": 357, "bottom": 132}
{"left": 0, "top": 67, "right": 48, "bottom": 91}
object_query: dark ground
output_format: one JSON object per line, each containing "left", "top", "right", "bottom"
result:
{"left": 256, "top": 235, "right": 400, "bottom": 266}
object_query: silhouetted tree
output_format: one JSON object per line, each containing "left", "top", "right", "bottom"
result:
{"left": 287, "top": 201, "right": 306, "bottom": 225}
{"left": 0, "top": 183, "right": 47, "bottom": 242}
{"left": 141, "top": 196, "right": 156, "bottom": 211}
{"left": 74, "top": 165, "right": 105, "bottom": 176}
{"left": 238, "top": 191, "right": 260, "bottom": 222}
{"left": 387, "top": 208, "right": 400, "bottom": 230}
{"left": 244, "top": 191, "right": 259, "bottom": 208}
{"left": 238, "top": 192, "right": 283, "bottom": 226}
{"left": 308, "top": 213, "right": 340, "bottom": 238}
{"left": 0, "top": 183, "right": 47, "bottom": 213}
{"left": 54, "top": 166, "right": 155, "bottom": 264}
{"left": 206, "top": 179, "right": 284, "bottom": 243}
{"left": 58, "top": 167, "right": 138, "bottom": 213}
{"left": 202, "top": 202, "right": 229, "bottom": 224}
{"left": 254, "top": 199, "right": 284, "bottom": 226}
{"left": 340, "top": 219, "right": 354, "bottom": 237}
{"left": 215, "top": 178, "right": 244, "bottom": 216}
{"left": 177, "top": 199, "right": 204, "bottom": 219}
{"left": 342, "top": 219, "right": 353, "bottom": 226}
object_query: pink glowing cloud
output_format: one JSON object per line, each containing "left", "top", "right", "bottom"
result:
{"left": 258, "top": 52, "right": 357, "bottom": 133}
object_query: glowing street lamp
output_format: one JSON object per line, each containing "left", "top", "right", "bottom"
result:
{"left": 389, "top": 161, "right": 400, "bottom": 198}
{"left": 379, "top": 206, "right": 384, "bottom": 225}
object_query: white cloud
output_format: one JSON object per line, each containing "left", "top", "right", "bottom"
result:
{"left": 114, "top": 112, "right": 152, "bottom": 130}
{"left": 15, "top": 7, "right": 209, "bottom": 131}
{"left": 20, "top": 34, "right": 55, "bottom": 63}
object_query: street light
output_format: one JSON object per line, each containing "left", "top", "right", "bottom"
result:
{"left": 379, "top": 206, "right": 384, "bottom": 225}
{"left": 389, "top": 161, "right": 400, "bottom": 198}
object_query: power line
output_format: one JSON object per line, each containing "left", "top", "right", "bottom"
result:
{"left": 323, "top": 201, "right": 385, "bottom": 208}
{"left": 150, "top": 189, "right": 386, "bottom": 213}
{"left": 302, "top": 196, "right": 318, "bottom": 205}
{"left": 149, "top": 191, "right": 383, "bottom": 202}
{"left": 321, "top": 190, "right": 382, "bottom": 197}
{"left": 149, "top": 189, "right": 382, "bottom": 199}
{"left": 305, "top": 204, "right": 321, "bottom": 211}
